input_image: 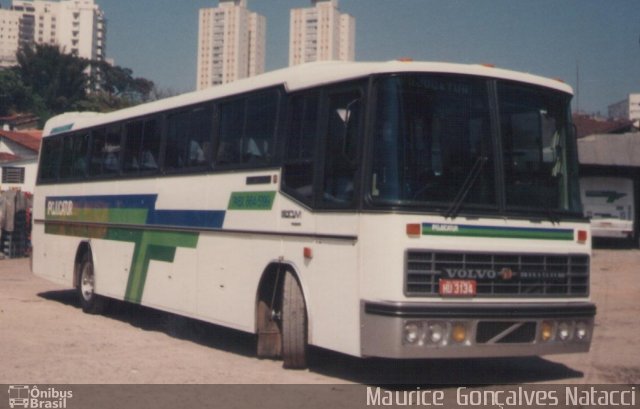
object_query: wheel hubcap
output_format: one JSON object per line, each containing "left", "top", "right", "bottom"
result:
{"left": 81, "top": 264, "right": 94, "bottom": 302}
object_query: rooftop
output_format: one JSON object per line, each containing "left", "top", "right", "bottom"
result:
{"left": 0, "top": 129, "right": 42, "bottom": 152}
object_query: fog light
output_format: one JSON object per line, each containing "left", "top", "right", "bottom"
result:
{"left": 427, "top": 322, "right": 446, "bottom": 344}
{"left": 404, "top": 322, "right": 421, "bottom": 344}
{"left": 541, "top": 321, "right": 554, "bottom": 342}
{"left": 575, "top": 322, "right": 589, "bottom": 341}
{"left": 558, "top": 322, "right": 572, "bottom": 341}
{"left": 451, "top": 323, "right": 467, "bottom": 343}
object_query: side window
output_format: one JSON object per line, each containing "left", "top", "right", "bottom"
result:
{"left": 59, "top": 132, "right": 89, "bottom": 179}
{"left": 123, "top": 121, "right": 144, "bottom": 173}
{"left": 320, "top": 89, "right": 362, "bottom": 207}
{"left": 141, "top": 119, "right": 161, "bottom": 171}
{"left": 38, "top": 137, "right": 63, "bottom": 183}
{"left": 499, "top": 83, "right": 569, "bottom": 208}
{"left": 283, "top": 93, "right": 319, "bottom": 204}
{"left": 216, "top": 99, "right": 244, "bottom": 166}
{"left": 166, "top": 105, "right": 212, "bottom": 171}
{"left": 215, "top": 89, "right": 279, "bottom": 167}
{"left": 244, "top": 92, "right": 278, "bottom": 165}
{"left": 89, "top": 125, "right": 122, "bottom": 176}
{"left": 123, "top": 118, "right": 161, "bottom": 174}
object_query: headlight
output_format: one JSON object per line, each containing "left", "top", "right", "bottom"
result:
{"left": 403, "top": 322, "right": 422, "bottom": 344}
{"left": 558, "top": 321, "right": 572, "bottom": 341}
{"left": 427, "top": 322, "right": 446, "bottom": 344}
{"left": 575, "top": 322, "right": 589, "bottom": 341}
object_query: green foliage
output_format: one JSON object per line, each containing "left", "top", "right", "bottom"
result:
{"left": 0, "top": 68, "right": 45, "bottom": 117}
{"left": 17, "top": 44, "right": 89, "bottom": 115}
{"left": 1, "top": 44, "right": 158, "bottom": 123}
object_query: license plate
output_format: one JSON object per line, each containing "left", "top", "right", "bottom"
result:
{"left": 439, "top": 279, "right": 477, "bottom": 297}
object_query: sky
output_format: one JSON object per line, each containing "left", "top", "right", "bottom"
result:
{"left": 97, "top": 0, "right": 640, "bottom": 115}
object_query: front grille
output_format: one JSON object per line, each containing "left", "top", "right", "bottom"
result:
{"left": 405, "top": 251, "right": 589, "bottom": 297}
{"left": 476, "top": 321, "right": 537, "bottom": 344}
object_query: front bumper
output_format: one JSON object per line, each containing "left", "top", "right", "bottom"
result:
{"left": 361, "top": 301, "right": 595, "bottom": 359}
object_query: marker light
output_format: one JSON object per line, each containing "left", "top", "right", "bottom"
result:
{"left": 406, "top": 223, "right": 422, "bottom": 237}
{"left": 303, "top": 247, "right": 313, "bottom": 259}
{"left": 577, "top": 230, "right": 588, "bottom": 244}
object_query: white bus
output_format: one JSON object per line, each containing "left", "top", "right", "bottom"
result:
{"left": 580, "top": 176, "right": 635, "bottom": 240}
{"left": 32, "top": 61, "right": 595, "bottom": 369}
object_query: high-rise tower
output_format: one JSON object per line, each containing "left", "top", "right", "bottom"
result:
{"left": 289, "top": 0, "right": 355, "bottom": 66}
{"left": 197, "top": 0, "right": 266, "bottom": 90}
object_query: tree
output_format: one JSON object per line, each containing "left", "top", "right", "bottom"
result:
{"left": 0, "top": 69, "right": 41, "bottom": 116}
{"left": 90, "top": 61, "right": 155, "bottom": 105}
{"left": 8, "top": 43, "right": 159, "bottom": 123}
{"left": 16, "top": 43, "right": 89, "bottom": 115}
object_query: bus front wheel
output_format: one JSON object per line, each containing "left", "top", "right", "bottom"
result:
{"left": 78, "top": 253, "right": 106, "bottom": 314}
{"left": 282, "top": 270, "right": 308, "bottom": 369}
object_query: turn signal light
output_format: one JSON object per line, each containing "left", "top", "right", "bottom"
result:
{"left": 541, "top": 321, "right": 554, "bottom": 342}
{"left": 451, "top": 323, "right": 467, "bottom": 343}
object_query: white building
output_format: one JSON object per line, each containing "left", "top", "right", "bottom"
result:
{"left": 0, "top": 6, "right": 21, "bottom": 67}
{"left": 289, "top": 0, "right": 355, "bottom": 66}
{"left": 0, "top": 129, "right": 41, "bottom": 194}
{"left": 197, "top": 0, "right": 266, "bottom": 90}
{"left": 0, "top": 0, "right": 105, "bottom": 67}
{"left": 608, "top": 93, "right": 640, "bottom": 127}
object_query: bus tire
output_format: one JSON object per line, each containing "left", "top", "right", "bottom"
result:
{"left": 78, "top": 253, "right": 106, "bottom": 314}
{"left": 282, "top": 270, "right": 308, "bottom": 369}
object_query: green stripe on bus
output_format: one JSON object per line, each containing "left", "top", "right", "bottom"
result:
{"left": 45, "top": 212, "right": 201, "bottom": 304}
{"left": 422, "top": 224, "right": 574, "bottom": 241}
{"left": 123, "top": 229, "right": 199, "bottom": 303}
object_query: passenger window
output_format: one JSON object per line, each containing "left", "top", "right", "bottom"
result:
{"left": 216, "top": 99, "right": 244, "bottom": 165}
{"left": 283, "top": 93, "right": 318, "bottom": 204}
{"left": 38, "top": 137, "right": 63, "bottom": 182}
{"left": 244, "top": 92, "right": 278, "bottom": 165}
{"left": 141, "top": 120, "right": 161, "bottom": 170}
{"left": 89, "top": 125, "right": 122, "bottom": 176}
{"left": 216, "top": 89, "right": 279, "bottom": 167}
{"left": 123, "top": 118, "right": 161, "bottom": 174}
{"left": 123, "top": 121, "right": 144, "bottom": 173}
{"left": 166, "top": 105, "right": 212, "bottom": 171}
{"left": 59, "top": 133, "right": 89, "bottom": 179}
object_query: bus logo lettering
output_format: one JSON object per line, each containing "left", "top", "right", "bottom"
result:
{"left": 432, "top": 224, "right": 459, "bottom": 232}
{"left": 46, "top": 200, "right": 74, "bottom": 217}
{"left": 444, "top": 268, "right": 497, "bottom": 279}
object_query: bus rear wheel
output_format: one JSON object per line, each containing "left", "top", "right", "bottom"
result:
{"left": 282, "top": 270, "right": 308, "bottom": 369}
{"left": 78, "top": 254, "right": 106, "bottom": 314}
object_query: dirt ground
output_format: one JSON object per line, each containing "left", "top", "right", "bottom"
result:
{"left": 0, "top": 249, "right": 638, "bottom": 385}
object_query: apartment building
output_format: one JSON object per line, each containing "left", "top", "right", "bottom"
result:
{"left": 0, "top": 6, "right": 20, "bottom": 67}
{"left": 197, "top": 0, "right": 266, "bottom": 90}
{"left": 289, "top": 0, "right": 355, "bottom": 66}
{"left": 0, "top": 0, "right": 105, "bottom": 66}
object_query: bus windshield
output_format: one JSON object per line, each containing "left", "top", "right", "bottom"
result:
{"left": 369, "top": 74, "right": 582, "bottom": 217}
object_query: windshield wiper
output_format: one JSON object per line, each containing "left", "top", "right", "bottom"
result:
{"left": 445, "top": 156, "right": 488, "bottom": 220}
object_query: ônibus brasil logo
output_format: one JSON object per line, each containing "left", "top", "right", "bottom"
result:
{"left": 8, "top": 385, "right": 73, "bottom": 409}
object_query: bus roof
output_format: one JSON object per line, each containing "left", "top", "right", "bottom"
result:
{"left": 42, "top": 60, "right": 573, "bottom": 137}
